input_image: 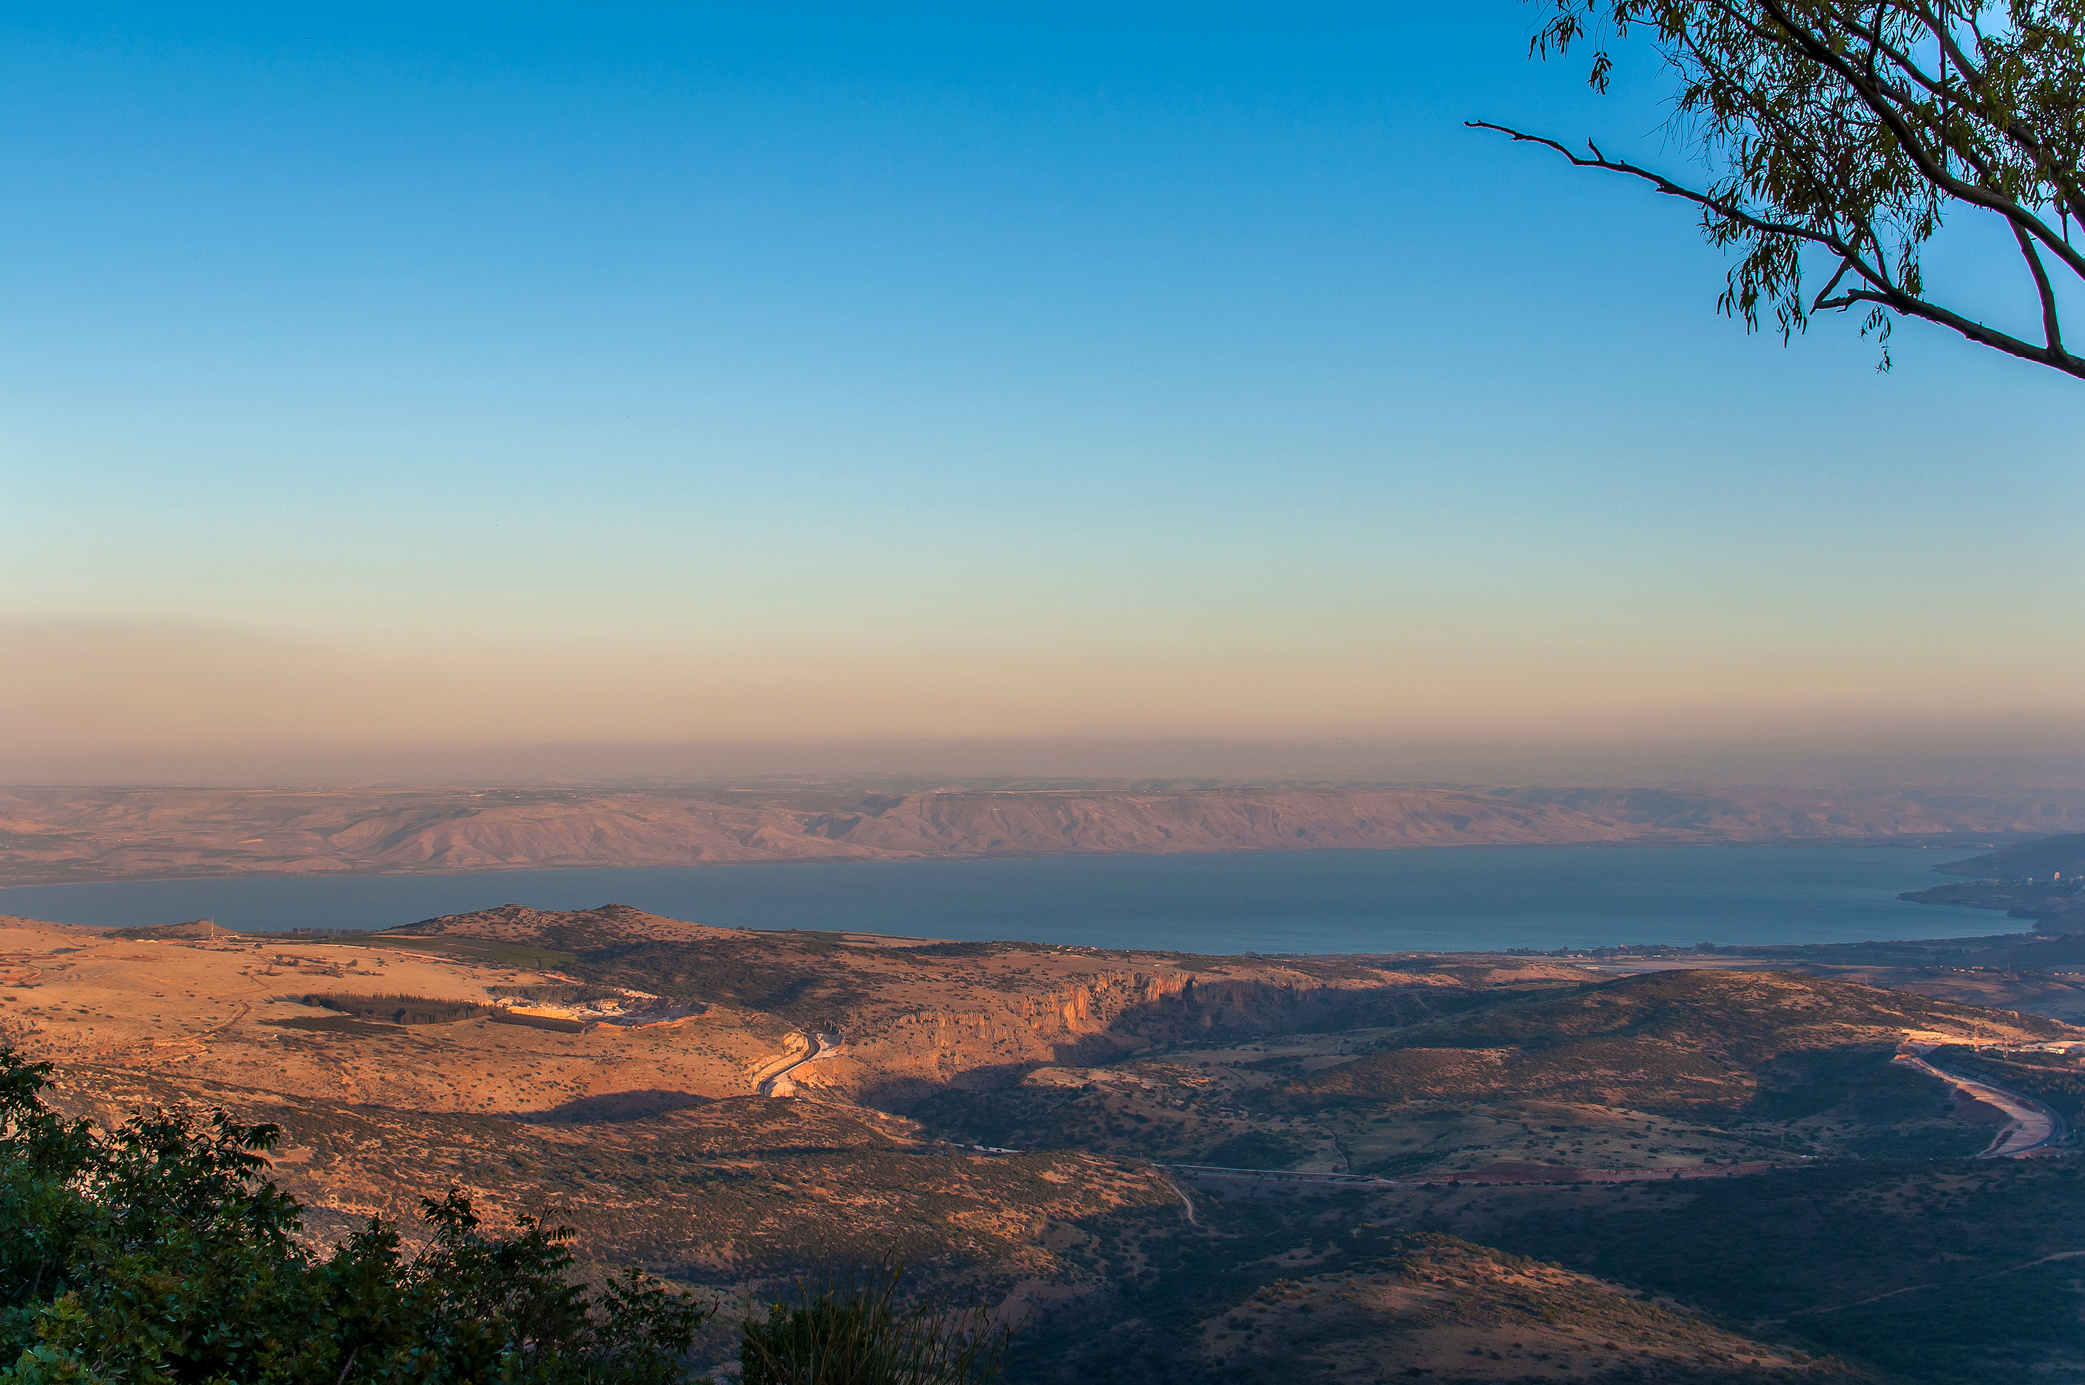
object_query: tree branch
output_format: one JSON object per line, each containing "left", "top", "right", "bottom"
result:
{"left": 1751, "top": 0, "right": 2085, "bottom": 278}
{"left": 1810, "top": 256, "right": 1858, "bottom": 311}
{"left": 2013, "top": 219, "right": 2066, "bottom": 354}
{"left": 1470, "top": 118, "right": 2085, "bottom": 379}
{"left": 1822, "top": 284, "right": 2085, "bottom": 376}
{"left": 1467, "top": 120, "right": 1888, "bottom": 282}
{"left": 1896, "top": 1, "right": 2085, "bottom": 229}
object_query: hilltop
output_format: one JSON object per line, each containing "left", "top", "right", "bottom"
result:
{"left": 1901, "top": 832, "right": 2085, "bottom": 934}
{"left": 390, "top": 902, "right": 747, "bottom": 947}
{"left": 1941, "top": 832, "right": 2085, "bottom": 879}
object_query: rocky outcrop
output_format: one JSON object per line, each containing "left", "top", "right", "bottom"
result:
{"left": 823, "top": 968, "right": 1392, "bottom": 1106}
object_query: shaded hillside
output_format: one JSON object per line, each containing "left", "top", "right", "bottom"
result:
{"left": 1015, "top": 1220, "right": 1855, "bottom": 1385}
{"left": 1388, "top": 1156, "right": 2085, "bottom": 1385}
{"left": 1899, "top": 877, "right": 2085, "bottom": 934}
{"left": 5, "top": 781, "right": 2081, "bottom": 885}
{"left": 1907, "top": 832, "right": 2085, "bottom": 933}
{"left": 392, "top": 901, "right": 746, "bottom": 948}
{"left": 1958, "top": 931, "right": 2085, "bottom": 968}
{"left": 1281, "top": 970, "right": 2067, "bottom": 1113}
{"left": 1900, "top": 878, "right": 2082, "bottom": 911}
{"left": 1940, "top": 831, "right": 2085, "bottom": 879}
{"left": 108, "top": 918, "right": 226, "bottom": 940}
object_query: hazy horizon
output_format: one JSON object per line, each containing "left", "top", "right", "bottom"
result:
{"left": 6, "top": 730, "right": 2084, "bottom": 791}
{"left": 3, "top": 8, "right": 2079, "bottom": 784}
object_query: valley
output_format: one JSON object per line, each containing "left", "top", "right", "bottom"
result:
{"left": 5, "top": 901, "right": 2084, "bottom": 1381}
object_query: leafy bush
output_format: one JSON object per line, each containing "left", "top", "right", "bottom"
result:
{"left": 1194, "top": 1133, "right": 1303, "bottom": 1170}
{"left": 304, "top": 993, "right": 488, "bottom": 1025}
{"left": 0, "top": 1047, "right": 709, "bottom": 1383}
{"left": 487, "top": 985, "right": 625, "bottom": 1007}
{"left": 741, "top": 1268, "right": 1011, "bottom": 1385}
{"left": 488, "top": 1012, "right": 592, "bottom": 1034}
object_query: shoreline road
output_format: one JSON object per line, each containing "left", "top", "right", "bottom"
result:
{"left": 1896, "top": 1052, "right": 2068, "bottom": 1158}
{"left": 1161, "top": 1159, "right": 1797, "bottom": 1189}
{"left": 754, "top": 1030, "right": 842, "bottom": 1096}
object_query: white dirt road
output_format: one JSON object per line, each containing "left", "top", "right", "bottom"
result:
{"left": 1895, "top": 1052, "right": 2067, "bottom": 1158}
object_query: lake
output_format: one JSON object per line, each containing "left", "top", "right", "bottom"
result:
{"left": 0, "top": 845, "right": 2006, "bottom": 954}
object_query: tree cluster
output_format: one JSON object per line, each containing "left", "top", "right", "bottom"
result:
{"left": 0, "top": 1050, "right": 1008, "bottom": 1385}
{"left": 0, "top": 1049, "right": 707, "bottom": 1384}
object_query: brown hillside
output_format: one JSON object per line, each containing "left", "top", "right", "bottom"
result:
{"left": 391, "top": 902, "right": 746, "bottom": 946}
{"left": 1184, "top": 1237, "right": 1855, "bottom": 1382}
{"left": 1286, "top": 969, "right": 2072, "bottom": 1111}
{"left": 1941, "top": 831, "right": 2085, "bottom": 879}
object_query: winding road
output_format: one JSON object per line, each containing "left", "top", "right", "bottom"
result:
{"left": 1894, "top": 1051, "right": 2069, "bottom": 1158}
{"left": 754, "top": 1031, "right": 841, "bottom": 1096}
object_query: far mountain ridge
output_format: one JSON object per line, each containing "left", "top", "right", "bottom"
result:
{"left": 4, "top": 781, "right": 2081, "bottom": 887}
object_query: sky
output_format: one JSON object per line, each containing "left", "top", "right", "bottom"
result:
{"left": 2, "top": 4, "right": 2081, "bottom": 784}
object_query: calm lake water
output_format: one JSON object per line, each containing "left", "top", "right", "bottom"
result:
{"left": 0, "top": 846, "right": 2004, "bottom": 954}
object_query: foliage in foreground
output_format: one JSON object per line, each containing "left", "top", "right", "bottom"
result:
{"left": 0, "top": 1048, "right": 708, "bottom": 1384}
{"left": 740, "top": 1268, "right": 1012, "bottom": 1385}
{"left": 1480, "top": 1, "right": 2085, "bottom": 379}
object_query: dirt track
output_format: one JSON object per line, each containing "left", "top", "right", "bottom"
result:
{"left": 1895, "top": 1052, "right": 2068, "bottom": 1157}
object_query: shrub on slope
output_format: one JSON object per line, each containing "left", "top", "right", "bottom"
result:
{"left": 0, "top": 1048, "right": 707, "bottom": 1384}
{"left": 1282, "top": 969, "right": 2071, "bottom": 1112}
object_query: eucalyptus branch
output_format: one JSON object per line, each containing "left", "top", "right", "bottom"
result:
{"left": 1470, "top": 117, "right": 2085, "bottom": 377}
{"left": 1755, "top": 0, "right": 2085, "bottom": 266}
{"left": 1810, "top": 256, "right": 1859, "bottom": 308}
{"left": 1498, "top": 0, "right": 2085, "bottom": 380}
{"left": 1888, "top": 4, "right": 2085, "bottom": 224}
{"left": 1821, "top": 283, "right": 2085, "bottom": 374}
{"left": 1467, "top": 120, "right": 1892, "bottom": 281}
{"left": 2013, "top": 219, "right": 2067, "bottom": 352}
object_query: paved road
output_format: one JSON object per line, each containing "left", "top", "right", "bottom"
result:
{"left": 1160, "top": 1159, "right": 1796, "bottom": 1189}
{"left": 755, "top": 1030, "right": 840, "bottom": 1096}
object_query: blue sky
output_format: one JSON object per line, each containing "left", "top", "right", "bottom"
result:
{"left": 2, "top": 4, "right": 2080, "bottom": 777}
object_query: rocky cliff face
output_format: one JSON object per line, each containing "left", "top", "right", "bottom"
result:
{"left": 812, "top": 965, "right": 1453, "bottom": 1105}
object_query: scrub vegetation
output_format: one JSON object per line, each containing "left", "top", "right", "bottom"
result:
{"left": 7, "top": 901, "right": 2085, "bottom": 1381}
